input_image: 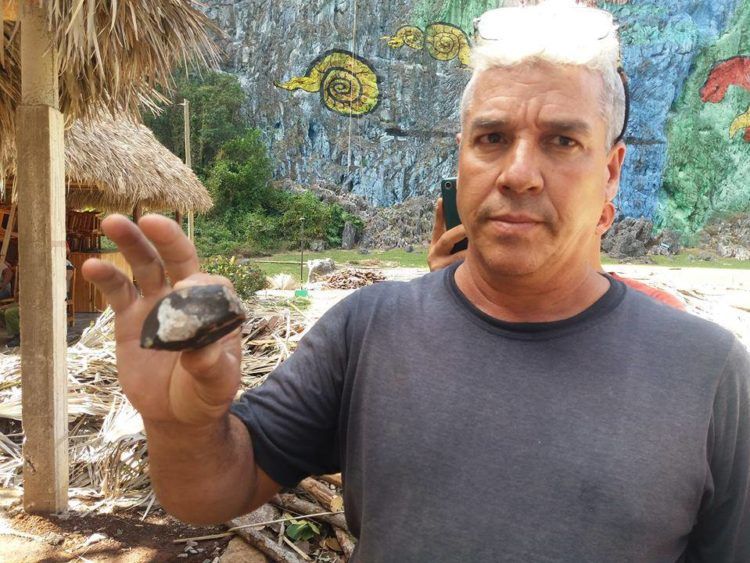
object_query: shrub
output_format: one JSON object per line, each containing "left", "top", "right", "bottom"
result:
{"left": 327, "top": 203, "right": 364, "bottom": 247}
{"left": 279, "top": 191, "right": 332, "bottom": 247}
{"left": 206, "top": 130, "right": 274, "bottom": 217}
{"left": 194, "top": 215, "right": 241, "bottom": 257}
{"left": 201, "top": 256, "right": 267, "bottom": 299}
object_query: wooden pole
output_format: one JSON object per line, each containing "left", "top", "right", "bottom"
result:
{"left": 17, "top": 1, "right": 68, "bottom": 513}
{"left": 183, "top": 99, "right": 194, "bottom": 241}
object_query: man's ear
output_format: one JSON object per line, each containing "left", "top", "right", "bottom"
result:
{"left": 605, "top": 141, "right": 626, "bottom": 201}
{"left": 456, "top": 132, "right": 462, "bottom": 147}
{"left": 596, "top": 201, "right": 617, "bottom": 236}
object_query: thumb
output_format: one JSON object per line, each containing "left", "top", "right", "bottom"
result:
{"left": 176, "top": 331, "right": 242, "bottom": 412}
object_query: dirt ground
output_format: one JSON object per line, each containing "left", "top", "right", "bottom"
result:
{"left": 0, "top": 489, "right": 231, "bottom": 562}
{"left": 1, "top": 264, "right": 748, "bottom": 562}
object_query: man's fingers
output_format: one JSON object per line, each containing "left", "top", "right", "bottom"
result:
{"left": 433, "top": 225, "right": 467, "bottom": 254}
{"left": 100, "top": 214, "right": 167, "bottom": 296}
{"left": 442, "top": 224, "right": 467, "bottom": 247}
{"left": 81, "top": 258, "right": 137, "bottom": 314}
{"left": 139, "top": 214, "right": 200, "bottom": 285}
{"left": 431, "top": 198, "right": 446, "bottom": 246}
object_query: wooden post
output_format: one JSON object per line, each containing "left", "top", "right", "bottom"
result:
{"left": 17, "top": 1, "right": 68, "bottom": 513}
{"left": 183, "top": 99, "right": 194, "bottom": 241}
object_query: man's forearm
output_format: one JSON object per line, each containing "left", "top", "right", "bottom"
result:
{"left": 144, "top": 413, "right": 257, "bottom": 524}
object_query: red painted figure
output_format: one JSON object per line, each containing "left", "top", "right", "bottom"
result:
{"left": 701, "top": 56, "right": 750, "bottom": 142}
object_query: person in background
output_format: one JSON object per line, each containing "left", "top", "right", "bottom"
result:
{"left": 429, "top": 197, "right": 686, "bottom": 310}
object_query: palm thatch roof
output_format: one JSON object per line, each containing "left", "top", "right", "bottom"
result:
{"left": 3, "top": 114, "right": 213, "bottom": 213}
{"left": 63, "top": 115, "right": 213, "bottom": 213}
{"left": 0, "top": 0, "right": 220, "bottom": 161}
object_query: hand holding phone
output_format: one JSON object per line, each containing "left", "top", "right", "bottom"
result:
{"left": 439, "top": 177, "right": 468, "bottom": 255}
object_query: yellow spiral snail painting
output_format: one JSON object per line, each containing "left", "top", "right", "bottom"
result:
{"left": 382, "top": 23, "right": 471, "bottom": 67}
{"left": 275, "top": 50, "right": 380, "bottom": 117}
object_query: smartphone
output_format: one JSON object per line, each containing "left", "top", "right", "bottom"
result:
{"left": 440, "top": 177, "right": 468, "bottom": 254}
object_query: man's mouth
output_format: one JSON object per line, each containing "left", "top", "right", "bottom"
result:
{"left": 487, "top": 214, "right": 542, "bottom": 234}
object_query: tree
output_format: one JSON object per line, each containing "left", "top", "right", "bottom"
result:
{"left": 205, "top": 130, "right": 275, "bottom": 217}
{"left": 144, "top": 71, "right": 250, "bottom": 177}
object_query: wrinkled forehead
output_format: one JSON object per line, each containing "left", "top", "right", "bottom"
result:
{"left": 464, "top": 62, "right": 608, "bottom": 131}
{"left": 461, "top": 62, "right": 608, "bottom": 140}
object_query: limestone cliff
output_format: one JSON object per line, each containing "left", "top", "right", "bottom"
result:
{"left": 202, "top": 0, "right": 748, "bottom": 234}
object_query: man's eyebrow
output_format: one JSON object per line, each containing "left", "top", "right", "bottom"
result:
{"left": 539, "top": 119, "right": 592, "bottom": 135}
{"left": 468, "top": 117, "right": 593, "bottom": 136}
{"left": 469, "top": 118, "right": 510, "bottom": 131}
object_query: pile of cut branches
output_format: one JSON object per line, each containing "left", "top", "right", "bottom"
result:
{"left": 324, "top": 269, "right": 385, "bottom": 290}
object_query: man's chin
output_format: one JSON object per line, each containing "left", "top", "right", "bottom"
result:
{"left": 472, "top": 251, "right": 545, "bottom": 278}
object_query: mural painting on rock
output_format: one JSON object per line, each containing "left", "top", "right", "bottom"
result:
{"left": 701, "top": 56, "right": 750, "bottom": 141}
{"left": 383, "top": 23, "right": 471, "bottom": 66}
{"left": 661, "top": 0, "right": 750, "bottom": 236}
{"left": 275, "top": 50, "right": 381, "bottom": 117}
{"left": 201, "top": 0, "right": 749, "bottom": 235}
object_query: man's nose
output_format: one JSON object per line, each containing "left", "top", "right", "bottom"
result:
{"left": 495, "top": 140, "right": 543, "bottom": 194}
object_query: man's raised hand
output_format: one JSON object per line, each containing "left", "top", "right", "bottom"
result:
{"left": 81, "top": 214, "right": 242, "bottom": 427}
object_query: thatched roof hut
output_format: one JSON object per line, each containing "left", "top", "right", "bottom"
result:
{"left": 0, "top": 0, "right": 219, "bottom": 159}
{"left": 3, "top": 115, "right": 213, "bottom": 214}
{"left": 64, "top": 116, "right": 213, "bottom": 214}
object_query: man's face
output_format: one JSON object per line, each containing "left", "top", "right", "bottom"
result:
{"left": 457, "top": 62, "right": 623, "bottom": 277}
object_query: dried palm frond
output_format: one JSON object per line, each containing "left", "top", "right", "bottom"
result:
{"left": 0, "top": 1, "right": 220, "bottom": 159}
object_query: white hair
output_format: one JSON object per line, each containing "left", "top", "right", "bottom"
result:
{"left": 460, "top": 0, "right": 626, "bottom": 148}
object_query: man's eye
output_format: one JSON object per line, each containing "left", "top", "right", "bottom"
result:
{"left": 480, "top": 133, "right": 503, "bottom": 144}
{"left": 553, "top": 136, "right": 577, "bottom": 147}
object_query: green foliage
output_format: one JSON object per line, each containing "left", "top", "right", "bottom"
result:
{"left": 279, "top": 192, "right": 332, "bottom": 246}
{"left": 144, "top": 71, "right": 250, "bottom": 177}
{"left": 206, "top": 130, "right": 275, "bottom": 216}
{"left": 201, "top": 256, "right": 267, "bottom": 299}
{"left": 194, "top": 128, "right": 363, "bottom": 256}
{"left": 285, "top": 519, "right": 320, "bottom": 542}
{"left": 327, "top": 205, "right": 364, "bottom": 247}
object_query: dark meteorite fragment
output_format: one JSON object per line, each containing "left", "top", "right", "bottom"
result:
{"left": 141, "top": 284, "right": 246, "bottom": 351}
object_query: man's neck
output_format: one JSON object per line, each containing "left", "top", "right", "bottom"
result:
{"left": 454, "top": 256, "right": 611, "bottom": 323}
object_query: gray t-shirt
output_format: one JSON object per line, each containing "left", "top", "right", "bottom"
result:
{"left": 232, "top": 264, "right": 750, "bottom": 562}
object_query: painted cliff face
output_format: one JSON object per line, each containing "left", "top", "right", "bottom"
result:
{"left": 202, "top": 0, "right": 749, "bottom": 234}
{"left": 700, "top": 56, "right": 750, "bottom": 141}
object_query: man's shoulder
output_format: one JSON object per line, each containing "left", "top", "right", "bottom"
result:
{"left": 620, "top": 283, "right": 737, "bottom": 353}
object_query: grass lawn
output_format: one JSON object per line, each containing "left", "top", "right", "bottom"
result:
{"left": 251, "top": 247, "right": 750, "bottom": 280}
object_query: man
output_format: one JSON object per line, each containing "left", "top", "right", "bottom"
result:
{"left": 429, "top": 198, "right": 686, "bottom": 309}
{"left": 83, "top": 2, "right": 749, "bottom": 560}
